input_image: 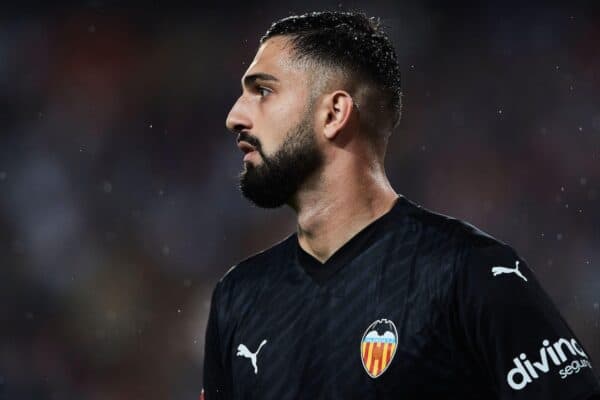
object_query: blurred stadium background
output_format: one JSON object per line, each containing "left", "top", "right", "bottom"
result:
{"left": 1, "top": 1, "right": 599, "bottom": 398}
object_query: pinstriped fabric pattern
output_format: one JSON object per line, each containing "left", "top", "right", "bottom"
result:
{"left": 206, "top": 197, "right": 541, "bottom": 399}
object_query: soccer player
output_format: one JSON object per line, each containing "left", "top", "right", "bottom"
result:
{"left": 202, "top": 11, "right": 600, "bottom": 399}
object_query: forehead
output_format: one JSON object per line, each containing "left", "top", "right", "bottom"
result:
{"left": 243, "top": 36, "right": 306, "bottom": 83}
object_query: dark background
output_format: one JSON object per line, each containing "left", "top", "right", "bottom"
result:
{"left": 1, "top": 1, "right": 599, "bottom": 398}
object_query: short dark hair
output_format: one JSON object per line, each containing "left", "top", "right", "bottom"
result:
{"left": 261, "top": 11, "right": 402, "bottom": 143}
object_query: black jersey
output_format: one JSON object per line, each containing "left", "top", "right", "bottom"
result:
{"left": 203, "top": 196, "right": 600, "bottom": 399}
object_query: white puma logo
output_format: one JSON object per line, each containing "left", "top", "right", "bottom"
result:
{"left": 492, "top": 260, "right": 528, "bottom": 282}
{"left": 236, "top": 339, "right": 267, "bottom": 374}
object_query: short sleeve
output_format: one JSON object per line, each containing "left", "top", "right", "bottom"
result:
{"left": 203, "top": 282, "right": 231, "bottom": 400}
{"left": 453, "top": 241, "right": 600, "bottom": 399}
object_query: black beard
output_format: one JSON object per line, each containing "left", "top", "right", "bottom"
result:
{"left": 239, "top": 114, "right": 323, "bottom": 208}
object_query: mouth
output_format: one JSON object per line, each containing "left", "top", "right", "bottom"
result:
{"left": 237, "top": 141, "right": 258, "bottom": 162}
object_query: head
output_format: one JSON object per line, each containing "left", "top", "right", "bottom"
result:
{"left": 226, "top": 11, "right": 402, "bottom": 209}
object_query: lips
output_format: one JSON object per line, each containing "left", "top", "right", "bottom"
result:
{"left": 237, "top": 141, "right": 259, "bottom": 162}
{"left": 237, "top": 141, "right": 256, "bottom": 154}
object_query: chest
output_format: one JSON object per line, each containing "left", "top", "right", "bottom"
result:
{"left": 224, "top": 256, "right": 462, "bottom": 399}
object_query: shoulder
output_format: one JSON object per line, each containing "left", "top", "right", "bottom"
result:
{"left": 400, "top": 196, "right": 511, "bottom": 258}
{"left": 215, "top": 233, "right": 296, "bottom": 294}
{"left": 415, "top": 208, "right": 539, "bottom": 313}
{"left": 383, "top": 197, "right": 518, "bottom": 310}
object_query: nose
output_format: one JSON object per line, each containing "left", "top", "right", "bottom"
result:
{"left": 225, "top": 96, "right": 252, "bottom": 134}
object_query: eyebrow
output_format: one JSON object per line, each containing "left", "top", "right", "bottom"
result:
{"left": 242, "top": 73, "right": 279, "bottom": 88}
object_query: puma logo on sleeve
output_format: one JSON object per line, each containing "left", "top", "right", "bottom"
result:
{"left": 237, "top": 339, "right": 268, "bottom": 374}
{"left": 492, "top": 260, "right": 528, "bottom": 282}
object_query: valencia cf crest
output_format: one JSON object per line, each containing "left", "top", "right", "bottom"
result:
{"left": 360, "top": 319, "right": 398, "bottom": 378}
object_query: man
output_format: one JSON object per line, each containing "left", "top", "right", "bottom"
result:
{"left": 202, "top": 11, "right": 600, "bottom": 399}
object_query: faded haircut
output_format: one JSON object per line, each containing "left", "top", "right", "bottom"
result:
{"left": 261, "top": 11, "right": 402, "bottom": 147}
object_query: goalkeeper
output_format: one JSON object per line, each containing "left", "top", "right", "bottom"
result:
{"left": 202, "top": 10, "right": 600, "bottom": 399}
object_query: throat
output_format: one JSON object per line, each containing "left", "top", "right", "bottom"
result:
{"left": 296, "top": 209, "right": 361, "bottom": 263}
{"left": 296, "top": 195, "right": 399, "bottom": 263}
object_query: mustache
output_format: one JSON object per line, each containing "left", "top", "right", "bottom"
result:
{"left": 236, "top": 132, "right": 262, "bottom": 150}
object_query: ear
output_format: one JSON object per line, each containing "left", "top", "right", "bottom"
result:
{"left": 321, "top": 91, "right": 354, "bottom": 140}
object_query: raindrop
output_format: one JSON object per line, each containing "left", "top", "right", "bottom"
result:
{"left": 0, "top": 171, "right": 6, "bottom": 181}
{"left": 162, "top": 245, "right": 170, "bottom": 256}
{"left": 103, "top": 181, "right": 112, "bottom": 193}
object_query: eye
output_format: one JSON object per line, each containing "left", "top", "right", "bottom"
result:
{"left": 257, "top": 86, "right": 272, "bottom": 98}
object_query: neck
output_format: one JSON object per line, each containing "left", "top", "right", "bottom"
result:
{"left": 291, "top": 160, "right": 398, "bottom": 263}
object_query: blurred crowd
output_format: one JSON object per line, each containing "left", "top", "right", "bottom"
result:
{"left": 1, "top": 2, "right": 599, "bottom": 399}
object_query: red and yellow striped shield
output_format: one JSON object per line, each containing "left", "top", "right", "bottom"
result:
{"left": 360, "top": 319, "right": 398, "bottom": 378}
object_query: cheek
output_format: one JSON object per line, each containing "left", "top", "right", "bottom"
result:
{"left": 260, "top": 101, "right": 301, "bottom": 152}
